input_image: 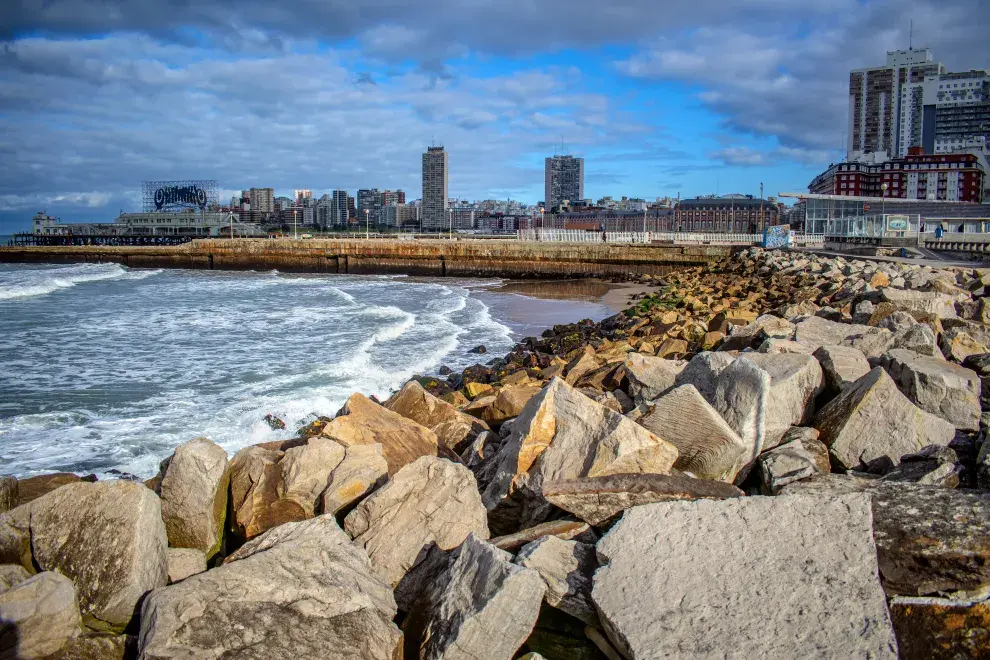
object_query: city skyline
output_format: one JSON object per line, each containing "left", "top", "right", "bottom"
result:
{"left": 1, "top": 0, "right": 988, "bottom": 233}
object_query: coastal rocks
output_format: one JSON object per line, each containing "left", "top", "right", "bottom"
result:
{"left": 0, "top": 476, "right": 16, "bottom": 513}
{"left": 542, "top": 473, "right": 743, "bottom": 527}
{"left": 623, "top": 353, "right": 686, "bottom": 404}
{"left": 815, "top": 367, "right": 956, "bottom": 472}
{"left": 793, "top": 316, "right": 878, "bottom": 351}
{"left": 515, "top": 536, "right": 598, "bottom": 625}
{"left": 813, "top": 344, "right": 871, "bottom": 394}
{"left": 490, "top": 519, "right": 593, "bottom": 552}
{"left": 879, "top": 287, "right": 958, "bottom": 320}
{"left": 720, "top": 314, "right": 794, "bottom": 351}
{"left": 0, "top": 571, "right": 81, "bottom": 659}
{"left": 28, "top": 480, "right": 167, "bottom": 632}
{"left": 159, "top": 437, "right": 230, "bottom": 559}
{"left": 710, "top": 357, "right": 772, "bottom": 469}
{"left": 482, "top": 384, "right": 543, "bottom": 429}
{"left": 343, "top": 456, "right": 489, "bottom": 588}
{"left": 319, "top": 443, "right": 389, "bottom": 515}
{"left": 563, "top": 346, "right": 600, "bottom": 386}
{"left": 166, "top": 548, "right": 206, "bottom": 584}
{"left": 385, "top": 380, "right": 489, "bottom": 454}
{"left": 0, "top": 564, "right": 30, "bottom": 591}
{"left": 940, "top": 327, "right": 989, "bottom": 363}
{"left": 404, "top": 533, "right": 545, "bottom": 660}
{"left": 15, "top": 472, "right": 91, "bottom": 508}
{"left": 758, "top": 432, "right": 829, "bottom": 494}
{"left": 878, "top": 445, "right": 960, "bottom": 487}
{"left": 139, "top": 516, "right": 401, "bottom": 659}
{"left": 592, "top": 494, "right": 897, "bottom": 659}
{"left": 737, "top": 353, "right": 823, "bottom": 444}
{"left": 889, "top": 323, "right": 943, "bottom": 358}
{"left": 228, "top": 445, "right": 297, "bottom": 541}
{"left": 879, "top": 349, "right": 982, "bottom": 430}
{"left": 482, "top": 378, "right": 678, "bottom": 534}
{"left": 672, "top": 351, "right": 735, "bottom": 401}
{"left": 323, "top": 393, "right": 440, "bottom": 475}
{"left": 278, "top": 436, "right": 345, "bottom": 517}
{"left": 637, "top": 385, "right": 748, "bottom": 482}
{"left": 889, "top": 595, "right": 990, "bottom": 660}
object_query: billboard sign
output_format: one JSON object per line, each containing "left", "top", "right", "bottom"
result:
{"left": 762, "top": 224, "right": 792, "bottom": 249}
{"left": 886, "top": 215, "right": 909, "bottom": 232}
{"left": 142, "top": 180, "right": 218, "bottom": 212}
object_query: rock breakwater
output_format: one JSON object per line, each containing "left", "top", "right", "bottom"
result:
{"left": 1, "top": 248, "right": 989, "bottom": 658}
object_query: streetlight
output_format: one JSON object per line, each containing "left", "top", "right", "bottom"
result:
{"left": 881, "top": 183, "right": 888, "bottom": 223}
{"left": 449, "top": 208, "right": 453, "bottom": 240}
{"left": 293, "top": 210, "right": 297, "bottom": 240}
{"left": 364, "top": 209, "right": 369, "bottom": 240}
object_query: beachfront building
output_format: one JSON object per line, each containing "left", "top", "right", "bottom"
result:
{"left": 422, "top": 146, "right": 448, "bottom": 230}
{"left": 544, "top": 155, "right": 584, "bottom": 213}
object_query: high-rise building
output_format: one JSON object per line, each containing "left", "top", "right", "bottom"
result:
{"left": 382, "top": 189, "right": 406, "bottom": 207}
{"left": 544, "top": 155, "right": 584, "bottom": 212}
{"left": 294, "top": 189, "right": 312, "bottom": 202}
{"left": 928, "top": 70, "right": 990, "bottom": 156}
{"left": 331, "top": 190, "right": 349, "bottom": 226}
{"left": 347, "top": 196, "right": 356, "bottom": 220}
{"left": 357, "top": 188, "right": 382, "bottom": 225}
{"left": 315, "top": 194, "right": 333, "bottom": 228}
{"left": 422, "top": 146, "right": 448, "bottom": 229}
{"left": 249, "top": 188, "right": 274, "bottom": 213}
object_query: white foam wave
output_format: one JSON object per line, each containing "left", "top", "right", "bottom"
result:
{"left": 0, "top": 263, "right": 159, "bottom": 301}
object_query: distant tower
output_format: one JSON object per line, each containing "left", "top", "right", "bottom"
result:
{"left": 544, "top": 155, "right": 584, "bottom": 212}
{"left": 422, "top": 146, "right": 449, "bottom": 230}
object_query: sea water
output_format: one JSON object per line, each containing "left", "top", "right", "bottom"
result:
{"left": 0, "top": 262, "right": 606, "bottom": 479}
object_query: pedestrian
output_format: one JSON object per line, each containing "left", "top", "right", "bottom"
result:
{"left": 920, "top": 222, "right": 925, "bottom": 233}
{"left": 935, "top": 225, "right": 944, "bottom": 241}
{"left": 602, "top": 231, "right": 607, "bottom": 243}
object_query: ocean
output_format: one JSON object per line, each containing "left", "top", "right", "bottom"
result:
{"left": 0, "top": 262, "right": 611, "bottom": 479}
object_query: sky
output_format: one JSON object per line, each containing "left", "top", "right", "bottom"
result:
{"left": 1, "top": 0, "right": 989, "bottom": 232}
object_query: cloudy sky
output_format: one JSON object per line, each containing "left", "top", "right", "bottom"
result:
{"left": 1, "top": 0, "right": 988, "bottom": 231}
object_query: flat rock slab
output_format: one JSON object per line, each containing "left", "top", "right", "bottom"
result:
{"left": 592, "top": 494, "right": 897, "bottom": 659}
{"left": 793, "top": 316, "right": 878, "bottom": 351}
{"left": 542, "top": 473, "right": 743, "bottom": 527}
{"left": 140, "top": 516, "right": 401, "bottom": 659}
{"left": 319, "top": 443, "right": 389, "bottom": 515}
{"left": 880, "top": 348, "right": 982, "bottom": 431}
{"left": 889, "top": 595, "right": 990, "bottom": 660}
{"left": 490, "top": 519, "right": 593, "bottom": 552}
{"left": 781, "top": 475, "right": 990, "bottom": 597}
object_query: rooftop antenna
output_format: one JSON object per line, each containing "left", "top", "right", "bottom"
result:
{"left": 909, "top": 19, "right": 913, "bottom": 50}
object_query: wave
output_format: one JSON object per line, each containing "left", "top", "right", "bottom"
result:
{"left": 0, "top": 263, "right": 159, "bottom": 301}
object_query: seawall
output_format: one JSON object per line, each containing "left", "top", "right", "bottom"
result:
{"left": 0, "top": 238, "right": 739, "bottom": 278}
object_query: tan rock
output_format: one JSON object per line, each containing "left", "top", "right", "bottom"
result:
{"left": 344, "top": 456, "right": 489, "bottom": 588}
{"left": 491, "top": 519, "right": 593, "bottom": 552}
{"left": 440, "top": 390, "right": 470, "bottom": 407}
{"left": 870, "top": 271, "right": 891, "bottom": 288}
{"left": 656, "top": 337, "right": 689, "bottom": 358}
{"left": 323, "top": 393, "right": 440, "bottom": 476}
{"left": 0, "top": 476, "right": 16, "bottom": 513}
{"left": 624, "top": 353, "right": 687, "bottom": 404}
{"left": 465, "top": 381, "right": 494, "bottom": 399}
{"left": 940, "top": 328, "right": 988, "bottom": 363}
{"left": 227, "top": 445, "right": 298, "bottom": 542}
{"left": 160, "top": 437, "right": 230, "bottom": 559}
{"left": 319, "top": 443, "right": 389, "bottom": 515}
{"left": 0, "top": 572, "right": 81, "bottom": 659}
{"left": 385, "top": 380, "right": 490, "bottom": 453}
{"left": 482, "top": 384, "right": 543, "bottom": 429}
{"left": 564, "top": 346, "right": 600, "bottom": 385}
{"left": 278, "top": 436, "right": 346, "bottom": 517}
{"left": 462, "top": 394, "right": 496, "bottom": 419}
{"left": 166, "top": 548, "right": 206, "bottom": 584}
{"left": 15, "top": 472, "right": 86, "bottom": 508}
{"left": 0, "top": 563, "right": 31, "bottom": 592}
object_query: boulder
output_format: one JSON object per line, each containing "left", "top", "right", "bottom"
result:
{"left": 940, "top": 328, "right": 988, "bottom": 363}
{"left": 757, "top": 338, "right": 815, "bottom": 354}
{"left": 815, "top": 367, "right": 955, "bottom": 472}
{"left": 720, "top": 314, "right": 794, "bottom": 351}
{"left": 515, "top": 536, "right": 598, "bottom": 625}
{"left": 878, "top": 310, "right": 918, "bottom": 333}
{"left": 781, "top": 475, "right": 990, "bottom": 596}
{"left": 483, "top": 385, "right": 543, "bottom": 429}
{"left": 465, "top": 381, "right": 494, "bottom": 399}
{"left": 0, "top": 476, "right": 16, "bottom": 513}
{"left": 344, "top": 456, "right": 489, "bottom": 588}
{"left": 0, "top": 564, "right": 31, "bottom": 592}
{"left": 889, "top": 595, "right": 990, "bottom": 660}
{"left": 880, "top": 287, "right": 958, "bottom": 319}
{"left": 385, "top": 380, "right": 490, "bottom": 454}
{"left": 542, "top": 473, "right": 743, "bottom": 527}
{"left": 323, "top": 393, "right": 440, "bottom": 475}
{"left": 0, "top": 504, "right": 32, "bottom": 570}
{"left": 592, "top": 494, "right": 897, "bottom": 659}
{"left": 880, "top": 349, "right": 981, "bottom": 430}
{"left": 758, "top": 436, "right": 828, "bottom": 495}
{"left": 0, "top": 572, "right": 81, "bottom": 659}
{"left": 227, "top": 445, "right": 298, "bottom": 542}
{"left": 159, "top": 437, "right": 230, "bottom": 559}
{"left": 623, "top": 353, "right": 687, "bottom": 405}
{"left": 878, "top": 445, "right": 959, "bottom": 487}
{"left": 962, "top": 352, "right": 990, "bottom": 409}
{"left": 637, "top": 385, "right": 748, "bottom": 482}
{"left": 978, "top": 439, "right": 990, "bottom": 489}
{"left": 490, "top": 519, "right": 593, "bottom": 553}
{"left": 15, "top": 472, "right": 89, "bottom": 507}
{"left": 482, "top": 378, "right": 678, "bottom": 534}
{"left": 319, "top": 443, "right": 389, "bottom": 515}
{"left": 563, "top": 346, "right": 600, "bottom": 386}
{"left": 793, "top": 316, "right": 878, "bottom": 351}
{"left": 813, "top": 344, "right": 871, "bottom": 393}
{"left": 166, "top": 548, "right": 206, "bottom": 584}
{"left": 46, "top": 633, "right": 133, "bottom": 660}
{"left": 890, "top": 323, "right": 943, "bottom": 358}
{"left": 672, "top": 351, "right": 735, "bottom": 402}
{"left": 403, "top": 533, "right": 545, "bottom": 660}
{"left": 139, "top": 516, "right": 401, "bottom": 659}
{"left": 278, "top": 436, "right": 346, "bottom": 517}
{"left": 840, "top": 326, "right": 894, "bottom": 359}
{"left": 28, "top": 480, "right": 167, "bottom": 632}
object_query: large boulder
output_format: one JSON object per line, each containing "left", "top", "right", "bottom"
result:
{"left": 385, "top": 380, "right": 490, "bottom": 454}
{"left": 879, "top": 287, "right": 958, "bottom": 319}
{"left": 278, "top": 436, "right": 346, "bottom": 516}
{"left": 889, "top": 595, "right": 990, "bottom": 660}
{"left": 482, "top": 378, "right": 678, "bottom": 534}
{"left": 720, "top": 314, "right": 794, "bottom": 351}
{"left": 592, "top": 494, "right": 897, "bottom": 659}
{"left": 781, "top": 475, "right": 990, "bottom": 596}
{"left": 879, "top": 349, "right": 982, "bottom": 431}
{"left": 889, "top": 323, "right": 943, "bottom": 358}
{"left": 673, "top": 351, "right": 735, "bottom": 402}
{"left": 624, "top": 353, "right": 686, "bottom": 404}
{"left": 813, "top": 344, "right": 871, "bottom": 394}
{"left": 344, "top": 456, "right": 489, "bottom": 589}
{"left": 28, "top": 480, "right": 167, "bottom": 632}
{"left": 403, "top": 533, "right": 545, "bottom": 660}
{"left": 166, "top": 548, "right": 206, "bottom": 585}
{"left": 515, "top": 536, "right": 598, "bottom": 625}
{"left": 0, "top": 572, "right": 81, "bottom": 659}
{"left": 482, "top": 385, "right": 543, "bottom": 429}
{"left": 14, "top": 473, "right": 89, "bottom": 508}
{"left": 227, "top": 444, "right": 299, "bottom": 542}
{"left": 815, "top": 367, "right": 956, "bottom": 471}
{"left": 637, "top": 385, "right": 748, "bottom": 482}
{"left": 159, "top": 437, "right": 230, "bottom": 559}
{"left": 139, "top": 516, "right": 401, "bottom": 659}
{"left": 542, "top": 473, "right": 743, "bottom": 527}
{"left": 0, "top": 564, "right": 31, "bottom": 592}
{"left": 737, "top": 353, "right": 823, "bottom": 439}
{"left": 793, "top": 316, "right": 879, "bottom": 351}
{"left": 319, "top": 443, "right": 389, "bottom": 515}
{"left": 323, "top": 393, "right": 440, "bottom": 475}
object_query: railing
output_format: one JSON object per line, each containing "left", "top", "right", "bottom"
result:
{"left": 515, "top": 229, "right": 763, "bottom": 244}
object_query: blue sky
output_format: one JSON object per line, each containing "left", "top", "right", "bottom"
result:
{"left": 1, "top": 0, "right": 988, "bottom": 232}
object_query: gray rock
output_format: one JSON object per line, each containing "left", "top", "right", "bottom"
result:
{"left": 978, "top": 438, "right": 990, "bottom": 489}
{"left": 758, "top": 435, "right": 828, "bottom": 495}
{"left": 278, "top": 436, "right": 345, "bottom": 517}
{"left": 721, "top": 314, "right": 795, "bottom": 351}
{"left": 490, "top": 519, "right": 594, "bottom": 553}
{"left": 815, "top": 367, "right": 956, "bottom": 472}
{"left": 28, "top": 480, "right": 168, "bottom": 632}
{"left": 673, "top": 351, "right": 735, "bottom": 402}
{"left": 840, "top": 326, "right": 895, "bottom": 359}
{"left": 0, "top": 476, "right": 16, "bottom": 513}
{"left": 0, "top": 571, "right": 81, "bottom": 659}
{"left": 344, "top": 456, "right": 489, "bottom": 588}
{"left": 592, "top": 494, "right": 897, "bottom": 659}
{"left": 877, "top": 445, "right": 959, "bottom": 487}
{"left": 878, "top": 310, "right": 917, "bottom": 333}
{"left": 0, "top": 563, "right": 31, "bottom": 592}
{"left": 623, "top": 353, "right": 686, "bottom": 405}
{"left": 880, "top": 287, "right": 958, "bottom": 319}
{"left": 880, "top": 349, "right": 982, "bottom": 431}
{"left": 404, "top": 533, "right": 545, "bottom": 660}
{"left": 756, "top": 338, "right": 816, "bottom": 354}
{"left": 159, "top": 437, "right": 230, "bottom": 559}
{"left": 813, "top": 344, "right": 871, "bottom": 393}
{"left": 166, "top": 548, "right": 207, "bottom": 584}
{"left": 541, "top": 473, "right": 744, "bottom": 527}
{"left": 793, "top": 316, "right": 878, "bottom": 351}
{"left": 515, "top": 536, "right": 598, "bottom": 625}
{"left": 637, "top": 385, "right": 748, "bottom": 482}
{"left": 140, "top": 516, "right": 401, "bottom": 659}
{"left": 319, "top": 443, "right": 388, "bottom": 515}
{"left": 780, "top": 475, "right": 990, "bottom": 596}
{"left": 889, "top": 323, "right": 943, "bottom": 358}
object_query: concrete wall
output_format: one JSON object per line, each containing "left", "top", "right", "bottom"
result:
{"left": 0, "top": 238, "right": 737, "bottom": 278}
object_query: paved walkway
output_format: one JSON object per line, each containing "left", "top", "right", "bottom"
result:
{"left": 798, "top": 247, "right": 986, "bottom": 270}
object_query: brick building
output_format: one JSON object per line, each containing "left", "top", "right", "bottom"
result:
{"left": 809, "top": 151, "right": 985, "bottom": 202}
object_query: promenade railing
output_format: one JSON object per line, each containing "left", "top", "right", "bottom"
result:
{"left": 515, "top": 229, "right": 808, "bottom": 245}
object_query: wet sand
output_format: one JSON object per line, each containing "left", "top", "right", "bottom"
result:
{"left": 491, "top": 278, "right": 658, "bottom": 313}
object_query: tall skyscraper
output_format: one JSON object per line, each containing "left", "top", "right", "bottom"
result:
{"left": 544, "top": 155, "right": 584, "bottom": 212}
{"left": 357, "top": 188, "right": 382, "bottom": 224}
{"left": 294, "top": 189, "right": 312, "bottom": 202}
{"left": 248, "top": 188, "right": 274, "bottom": 213}
{"left": 331, "top": 190, "right": 349, "bottom": 226}
{"left": 422, "top": 146, "right": 448, "bottom": 229}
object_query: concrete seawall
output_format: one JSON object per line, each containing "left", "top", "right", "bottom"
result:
{"left": 0, "top": 238, "right": 738, "bottom": 278}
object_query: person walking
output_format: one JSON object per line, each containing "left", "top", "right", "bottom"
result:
{"left": 935, "top": 224, "right": 944, "bottom": 241}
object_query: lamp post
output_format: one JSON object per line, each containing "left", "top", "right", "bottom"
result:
{"left": 881, "top": 183, "right": 888, "bottom": 223}
{"left": 449, "top": 208, "right": 453, "bottom": 239}
{"left": 293, "top": 210, "right": 297, "bottom": 240}
{"left": 364, "top": 209, "right": 369, "bottom": 240}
